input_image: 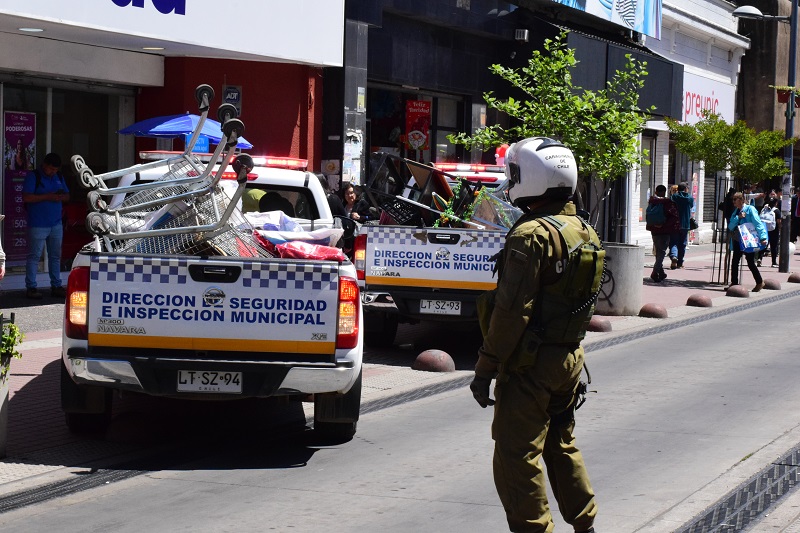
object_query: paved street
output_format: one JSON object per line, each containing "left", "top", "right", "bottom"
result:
{"left": 1, "top": 242, "right": 800, "bottom": 531}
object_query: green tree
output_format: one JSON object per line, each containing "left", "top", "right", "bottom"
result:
{"left": 666, "top": 113, "right": 792, "bottom": 185}
{"left": 448, "top": 30, "right": 655, "bottom": 227}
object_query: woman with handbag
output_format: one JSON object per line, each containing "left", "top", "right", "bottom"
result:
{"left": 728, "top": 192, "right": 768, "bottom": 291}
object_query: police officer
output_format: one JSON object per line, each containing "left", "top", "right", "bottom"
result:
{"left": 470, "top": 137, "right": 603, "bottom": 533}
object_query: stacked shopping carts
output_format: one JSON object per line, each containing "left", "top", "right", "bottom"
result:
{"left": 71, "top": 84, "right": 270, "bottom": 258}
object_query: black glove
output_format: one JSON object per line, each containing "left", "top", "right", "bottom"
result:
{"left": 470, "top": 375, "right": 495, "bottom": 408}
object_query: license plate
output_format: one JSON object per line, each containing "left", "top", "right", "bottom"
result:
{"left": 419, "top": 299, "right": 461, "bottom": 316}
{"left": 177, "top": 370, "right": 242, "bottom": 394}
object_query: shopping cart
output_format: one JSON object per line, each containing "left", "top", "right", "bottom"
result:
{"left": 86, "top": 153, "right": 271, "bottom": 258}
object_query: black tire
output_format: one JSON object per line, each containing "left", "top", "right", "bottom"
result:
{"left": 314, "top": 370, "right": 362, "bottom": 443}
{"left": 195, "top": 84, "right": 214, "bottom": 112}
{"left": 217, "top": 103, "right": 239, "bottom": 123}
{"left": 363, "top": 312, "right": 398, "bottom": 349}
{"left": 64, "top": 412, "right": 111, "bottom": 435}
{"left": 61, "top": 361, "right": 112, "bottom": 434}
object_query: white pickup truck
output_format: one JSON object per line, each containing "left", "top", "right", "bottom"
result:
{"left": 61, "top": 154, "right": 363, "bottom": 441}
{"left": 352, "top": 155, "right": 513, "bottom": 348}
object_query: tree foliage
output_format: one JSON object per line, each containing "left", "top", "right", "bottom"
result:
{"left": 447, "top": 30, "right": 655, "bottom": 222}
{"left": 666, "top": 113, "right": 793, "bottom": 184}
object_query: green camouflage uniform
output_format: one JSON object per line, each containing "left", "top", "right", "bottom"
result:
{"left": 475, "top": 200, "right": 601, "bottom": 533}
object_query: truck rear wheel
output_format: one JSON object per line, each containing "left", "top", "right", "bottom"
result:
{"left": 314, "top": 370, "right": 362, "bottom": 443}
{"left": 61, "top": 362, "right": 112, "bottom": 434}
{"left": 364, "top": 312, "right": 398, "bottom": 349}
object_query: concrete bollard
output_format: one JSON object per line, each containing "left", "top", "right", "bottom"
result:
{"left": 686, "top": 294, "right": 713, "bottom": 307}
{"left": 412, "top": 349, "right": 455, "bottom": 372}
{"left": 639, "top": 303, "right": 668, "bottom": 318}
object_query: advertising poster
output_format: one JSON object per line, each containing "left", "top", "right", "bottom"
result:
{"left": 3, "top": 111, "right": 36, "bottom": 265}
{"left": 405, "top": 100, "right": 431, "bottom": 151}
{"left": 552, "top": 0, "right": 661, "bottom": 39}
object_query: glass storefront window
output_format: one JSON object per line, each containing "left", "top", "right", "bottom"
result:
{"left": 2, "top": 83, "right": 122, "bottom": 271}
{"left": 437, "top": 98, "right": 457, "bottom": 128}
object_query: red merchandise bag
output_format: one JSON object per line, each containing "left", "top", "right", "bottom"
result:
{"left": 275, "top": 241, "right": 347, "bottom": 262}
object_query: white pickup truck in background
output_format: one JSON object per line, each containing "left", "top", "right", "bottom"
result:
{"left": 353, "top": 224, "right": 505, "bottom": 347}
{"left": 62, "top": 152, "right": 363, "bottom": 442}
{"left": 352, "top": 153, "right": 514, "bottom": 348}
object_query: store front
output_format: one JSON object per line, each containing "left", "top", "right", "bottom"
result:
{"left": 0, "top": 1, "right": 344, "bottom": 288}
{"left": 1, "top": 79, "right": 135, "bottom": 273}
{"left": 367, "top": 85, "right": 474, "bottom": 166}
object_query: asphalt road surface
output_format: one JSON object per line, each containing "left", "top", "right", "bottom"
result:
{"left": 0, "top": 296, "right": 799, "bottom": 531}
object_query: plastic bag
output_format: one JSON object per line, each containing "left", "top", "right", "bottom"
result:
{"left": 244, "top": 211, "right": 302, "bottom": 232}
{"left": 738, "top": 222, "right": 765, "bottom": 253}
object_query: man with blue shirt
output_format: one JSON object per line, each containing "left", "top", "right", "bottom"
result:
{"left": 669, "top": 182, "right": 695, "bottom": 269}
{"left": 22, "top": 153, "right": 69, "bottom": 299}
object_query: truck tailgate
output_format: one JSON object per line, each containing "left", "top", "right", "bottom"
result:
{"left": 87, "top": 255, "right": 340, "bottom": 355}
{"left": 365, "top": 226, "right": 504, "bottom": 290}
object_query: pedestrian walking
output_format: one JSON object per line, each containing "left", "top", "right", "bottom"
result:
{"left": 729, "top": 192, "right": 767, "bottom": 291}
{"left": 646, "top": 184, "right": 679, "bottom": 282}
{"left": 470, "top": 137, "right": 602, "bottom": 533}
{"left": 670, "top": 182, "right": 694, "bottom": 269}
{"left": 21, "top": 152, "right": 69, "bottom": 299}
{"left": 758, "top": 198, "right": 779, "bottom": 267}
{"left": 791, "top": 187, "right": 800, "bottom": 243}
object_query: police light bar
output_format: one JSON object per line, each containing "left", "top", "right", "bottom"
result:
{"left": 250, "top": 156, "right": 308, "bottom": 170}
{"left": 138, "top": 151, "right": 308, "bottom": 170}
{"left": 432, "top": 163, "right": 504, "bottom": 173}
{"left": 216, "top": 171, "right": 259, "bottom": 181}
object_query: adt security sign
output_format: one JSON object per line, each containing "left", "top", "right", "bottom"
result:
{"left": 223, "top": 85, "right": 242, "bottom": 117}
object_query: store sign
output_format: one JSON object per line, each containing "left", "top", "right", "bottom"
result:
{"left": 405, "top": 101, "right": 431, "bottom": 151}
{"left": 682, "top": 71, "right": 735, "bottom": 125}
{"left": 223, "top": 85, "right": 242, "bottom": 117}
{"left": 110, "top": 0, "right": 185, "bottom": 15}
{"left": 552, "top": 0, "right": 661, "bottom": 39}
{"left": 2, "top": 111, "right": 36, "bottom": 265}
{"left": 0, "top": 1, "right": 344, "bottom": 66}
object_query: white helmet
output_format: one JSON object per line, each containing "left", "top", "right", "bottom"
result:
{"left": 505, "top": 137, "right": 578, "bottom": 207}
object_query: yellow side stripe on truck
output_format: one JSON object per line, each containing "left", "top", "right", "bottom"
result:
{"left": 88, "top": 334, "right": 335, "bottom": 354}
{"left": 365, "top": 276, "right": 495, "bottom": 291}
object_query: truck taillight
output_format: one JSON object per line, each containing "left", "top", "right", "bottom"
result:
{"left": 353, "top": 235, "right": 367, "bottom": 281}
{"left": 65, "top": 266, "right": 89, "bottom": 339}
{"left": 336, "top": 277, "right": 360, "bottom": 349}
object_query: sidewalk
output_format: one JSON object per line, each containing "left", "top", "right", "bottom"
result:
{"left": 2, "top": 241, "right": 800, "bottom": 529}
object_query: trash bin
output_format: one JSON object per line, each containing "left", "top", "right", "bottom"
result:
{"left": 594, "top": 243, "right": 644, "bottom": 316}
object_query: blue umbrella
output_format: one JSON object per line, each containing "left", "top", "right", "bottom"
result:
{"left": 118, "top": 113, "right": 253, "bottom": 149}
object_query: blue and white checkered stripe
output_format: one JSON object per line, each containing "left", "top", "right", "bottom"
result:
{"left": 369, "top": 227, "right": 504, "bottom": 249}
{"left": 242, "top": 262, "right": 338, "bottom": 290}
{"left": 91, "top": 256, "right": 339, "bottom": 290}
{"left": 91, "top": 256, "right": 189, "bottom": 284}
